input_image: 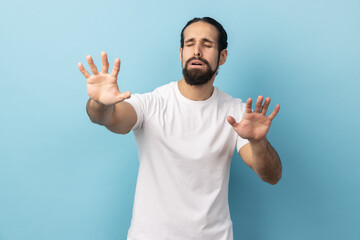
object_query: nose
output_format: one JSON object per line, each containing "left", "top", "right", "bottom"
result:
{"left": 193, "top": 44, "right": 202, "bottom": 57}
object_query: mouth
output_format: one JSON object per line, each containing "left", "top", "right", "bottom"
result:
{"left": 189, "top": 59, "right": 205, "bottom": 68}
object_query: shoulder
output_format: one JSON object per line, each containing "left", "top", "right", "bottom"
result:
{"left": 214, "top": 87, "right": 247, "bottom": 121}
{"left": 152, "top": 81, "right": 176, "bottom": 98}
{"left": 129, "top": 82, "right": 175, "bottom": 102}
{"left": 215, "top": 87, "right": 245, "bottom": 108}
{"left": 139, "top": 81, "right": 177, "bottom": 105}
{"left": 125, "top": 82, "right": 175, "bottom": 130}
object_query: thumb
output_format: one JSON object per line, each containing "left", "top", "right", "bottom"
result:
{"left": 116, "top": 91, "right": 131, "bottom": 102}
{"left": 227, "top": 116, "right": 238, "bottom": 128}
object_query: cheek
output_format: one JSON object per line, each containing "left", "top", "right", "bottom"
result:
{"left": 208, "top": 54, "right": 219, "bottom": 68}
{"left": 181, "top": 49, "right": 192, "bottom": 66}
{"left": 182, "top": 49, "right": 192, "bottom": 59}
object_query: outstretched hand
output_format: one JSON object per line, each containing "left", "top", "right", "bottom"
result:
{"left": 78, "top": 52, "right": 131, "bottom": 105}
{"left": 227, "top": 96, "right": 280, "bottom": 142}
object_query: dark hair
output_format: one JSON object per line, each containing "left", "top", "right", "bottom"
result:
{"left": 180, "top": 17, "right": 228, "bottom": 52}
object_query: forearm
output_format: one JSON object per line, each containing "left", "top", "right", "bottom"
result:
{"left": 86, "top": 98, "right": 137, "bottom": 134}
{"left": 249, "top": 138, "right": 282, "bottom": 185}
{"left": 86, "top": 98, "right": 114, "bottom": 126}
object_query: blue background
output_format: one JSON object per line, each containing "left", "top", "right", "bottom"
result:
{"left": 1, "top": 0, "right": 359, "bottom": 239}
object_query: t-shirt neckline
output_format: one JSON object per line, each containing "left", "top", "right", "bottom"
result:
{"left": 173, "top": 81, "right": 217, "bottom": 106}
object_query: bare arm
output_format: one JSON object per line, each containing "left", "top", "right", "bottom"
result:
{"left": 86, "top": 99, "right": 136, "bottom": 134}
{"left": 228, "top": 96, "right": 282, "bottom": 185}
{"left": 239, "top": 139, "right": 282, "bottom": 185}
{"left": 79, "top": 52, "right": 137, "bottom": 134}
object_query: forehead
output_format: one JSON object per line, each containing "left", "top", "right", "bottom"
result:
{"left": 183, "top": 21, "right": 219, "bottom": 43}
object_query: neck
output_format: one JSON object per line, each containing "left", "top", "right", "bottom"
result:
{"left": 177, "top": 77, "right": 215, "bottom": 101}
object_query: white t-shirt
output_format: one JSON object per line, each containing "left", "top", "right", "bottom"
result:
{"left": 126, "top": 81, "right": 248, "bottom": 240}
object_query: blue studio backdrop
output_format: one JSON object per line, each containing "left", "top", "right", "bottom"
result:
{"left": 0, "top": 0, "right": 359, "bottom": 239}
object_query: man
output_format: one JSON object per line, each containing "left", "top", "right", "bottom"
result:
{"left": 78, "top": 17, "right": 281, "bottom": 240}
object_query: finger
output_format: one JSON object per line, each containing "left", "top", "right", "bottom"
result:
{"left": 246, "top": 98, "right": 252, "bottom": 113}
{"left": 254, "top": 96, "right": 263, "bottom": 113}
{"left": 116, "top": 91, "right": 131, "bottom": 102}
{"left": 227, "top": 116, "right": 238, "bottom": 128}
{"left": 268, "top": 104, "right": 280, "bottom": 120}
{"left": 101, "top": 51, "right": 109, "bottom": 73}
{"left": 86, "top": 55, "right": 99, "bottom": 75}
{"left": 111, "top": 58, "right": 121, "bottom": 77}
{"left": 261, "top": 97, "right": 271, "bottom": 115}
{"left": 78, "top": 62, "right": 90, "bottom": 78}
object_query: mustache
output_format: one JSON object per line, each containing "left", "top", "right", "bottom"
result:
{"left": 185, "top": 57, "right": 211, "bottom": 67}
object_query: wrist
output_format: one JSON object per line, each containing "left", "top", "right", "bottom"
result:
{"left": 87, "top": 98, "right": 115, "bottom": 125}
{"left": 89, "top": 98, "right": 113, "bottom": 108}
{"left": 249, "top": 137, "right": 268, "bottom": 153}
{"left": 249, "top": 137, "right": 267, "bottom": 145}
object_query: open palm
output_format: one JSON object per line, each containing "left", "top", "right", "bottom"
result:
{"left": 227, "top": 96, "right": 280, "bottom": 141}
{"left": 78, "top": 52, "right": 130, "bottom": 105}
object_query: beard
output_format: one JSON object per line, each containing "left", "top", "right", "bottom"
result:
{"left": 182, "top": 56, "right": 219, "bottom": 86}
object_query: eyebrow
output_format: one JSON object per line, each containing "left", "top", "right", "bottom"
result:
{"left": 185, "top": 38, "right": 214, "bottom": 44}
{"left": 185, "top": 38, "right": 195, "bottom": 43}
{"left": 202, "top": 38, "right": 214, "bottom": 44}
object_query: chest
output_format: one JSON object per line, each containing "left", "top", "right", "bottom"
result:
{"left": 141, "top": 101, "right": 237, "bottom": 161}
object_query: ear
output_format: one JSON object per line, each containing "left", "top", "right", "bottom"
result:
{"left": 219, "top": 49, "right": 228, "bottom": 66}
{"left": 179, "top": 47, "right": 183, "bottom": 62}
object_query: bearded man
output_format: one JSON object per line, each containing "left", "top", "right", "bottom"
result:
{"left": 78, "top": 17, "right": 282, "bottom": 240}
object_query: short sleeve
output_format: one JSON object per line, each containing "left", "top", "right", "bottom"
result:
{"left": 125, "top": 92, "right": 154, "bottom": 132}
{"left": 236, "top": 101, "right": 249, "bottom": 152}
